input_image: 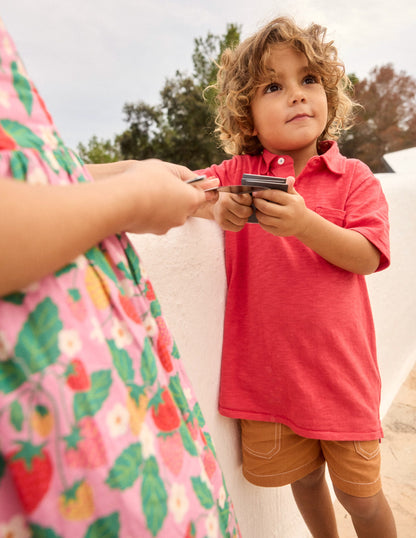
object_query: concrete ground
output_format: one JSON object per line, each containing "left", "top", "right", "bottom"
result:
{"left": 334, "top": 363, "right": 416, "bottom": 537}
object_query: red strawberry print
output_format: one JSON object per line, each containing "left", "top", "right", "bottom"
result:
{"left": 151, "top": 388, "right": 180, "bottom": 432}
{"left": 185, "top": 521, "right": 197, "bottom": 538}
{"left": 184, "top": 413, "right": 199, "bottom": 441}
{"left": 65, "top": 359, "right": 90, "bottom": 392}
{"left": 202, "top": 447, "right": 217, "bottom": 480}
{"left": 145, "top": 280, "right": 156, "bottom": 301}
{"left": 155, "top": 317, "right": 173, "bottom": 372}
{"left": 64, "top": 417, "right": 107, "bottom": 468}
{"left": 0, "top": 124, "right": 17, "bottom": 150}
{"left": 7, "top": 441, "right": 53, "bottom": 513}
{"left": 119, "top": 292, "right": 142, "bottom": 324}
{"left": 158, "top": 431, "right": 184, "bottom": 476}
{"left": 67, "top": 292, "right": 87, "bottom": 322}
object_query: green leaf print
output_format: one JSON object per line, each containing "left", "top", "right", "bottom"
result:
{"left": 150, "top": 300, "right": 162, "bottom": 318}
{"left": 68, "top": 288, "right": 81, "bottom": 302}
{"left": 168, "top": 374, "right": 190, "bottom": 415}
{"left": 193, "top": 402, "right": 206, "bottom": 428}
{"left": 10, "top": 400, "right": 24, "bottom": 431}
{"left": 1, "top": 291, "right": 25, "bottom": 305}
{"left": 116, "top": 261, "right": 134, "bottom": 282}
{"left": 0, "top": 453, "right": 6, "bottom": 481}
{"left": 55, "top": 262, "right": 77, "bottom": 277}
{"left": 179, "top": 421, "right": 198, "bottom": 457}
{"left": 10, "top": 150, "right": 29, "bottom": 180}
{"left": 84, "top": 512, "right": 120, "bottom": 538}
{"left": 124, "top": 242, "right": 142, "bottom": 284}
{"left": 0, "top": 359, "right": 26, "bottom": 394}
{"left": 202, "top": 431, "right": 217, "bottom": 457}
{"left": 140, "top": 338, "right": 157, "bottom": 386}
{"left": 73, "top": 370, "right": 112, "bottom": 421}
{"left": 218, "top": 500, "right": 231, "bottom": 538}
{"left": 141, "top": 457, "right": 168, "bottom": 537}
{"left": 15, "top": 297, "right": 62, "bottom": 374}
{"left": 108, "top": 339, "right": 134, "bottom": 384}
{"left": 172, "top": 341, "right": 180, "bottom": 359}
{"left": 11, "top": 61, "right": 33, "bottom": 116}
{"left": 84, "top": 247, "right": 118, "bottom": 285}
{"left": 106, "top": 442, "right": 143, "bottom": 490}
{"left": 53, "top": 146, "right": 75, "bottom": 174}
{"left": 29, "top": 524, "right": 63, "bottom": 538}
{"left": 0, "top": 119, "right": 43, "bottom": 150}
{"left": 191, "top": 476, "right": 214, "bottom": 510}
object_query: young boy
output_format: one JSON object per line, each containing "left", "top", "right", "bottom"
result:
{"left": 196, "top": 16, "right": 397, "bottom": 538}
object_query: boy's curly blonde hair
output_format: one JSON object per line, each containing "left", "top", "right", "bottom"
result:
{"left": 214, "top": 17, "right": 357, "bottom": 155}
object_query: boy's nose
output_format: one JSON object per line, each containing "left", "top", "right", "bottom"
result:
{"left": 289, "top": 86, "right": 306, "bottom": 104}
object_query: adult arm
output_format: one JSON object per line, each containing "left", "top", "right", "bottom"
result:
{"left": 0, "top": 159, "right": 217, "bottom": 296}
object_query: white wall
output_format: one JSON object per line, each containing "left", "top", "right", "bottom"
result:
{"left": 129, "top": 170, "right": 416, "bottom": 537}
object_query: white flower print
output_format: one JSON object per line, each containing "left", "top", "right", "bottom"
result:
{"left": 119, "top": 278, "right": 135, "bottom": 298}
{"left": 90, "top": 318, "right": 105, "bottom": 343}
{"left": 2, "top": 35, "right": 13, "bottom": 57}
{"left": 206, "top": 511, "right": 219, "bottom": 538}
{"left": 43, "top": 148, "right": 60, "bottom": 171}
{"left": 0, "top": 331, "right": 10, "bottom": 361}
{"left": 27, "top": 167, "right": 48, "bottom": 186}
{"left": 0, "top": 87, "right": 10, "bottom": 108}
{"left": 143, "top": 312, "right": 157, "bottom": 338}
{"left": 73, "top": 254, "right": 88, "bottom": 270}
{"left": 58, "top": 329, "right": 82, "bottom": 357}
{"left": 218, "top": 485, "right": 226, "bottom": 509}
{"left": 0, "top": 514, "right": 31, "bottom": 538}
{"left": 140, "top": 422, "right": 155, "bottom": 459}
{"left": 168, "top": 483, "right": 190, "bottom": 524}
{"left": 111, "top": 318, "right": 133, "bottom": 348}
{"left": 39, "top": 125, "right": 58, "bottom": 150}
{"left": 21, "top": 281, "right": 40, "bottom": 294}
{"left": 184, "top": 387, "right": 193, "bottom": 402}
{"left": 106, "top": 403, "right": 130, "bottom": 438}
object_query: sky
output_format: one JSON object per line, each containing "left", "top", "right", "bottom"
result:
{"left": 2, "top": 0, "right": 416, "bottom": 150}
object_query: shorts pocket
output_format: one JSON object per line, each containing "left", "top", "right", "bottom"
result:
{"left": 315, "top": 206, "right": 346, "bottom": 226}
{"left": 241, "top": 420, "right": 281, "bottom": 459}
{"left": 353, "top": 440, "right": 381, "bottom": 460}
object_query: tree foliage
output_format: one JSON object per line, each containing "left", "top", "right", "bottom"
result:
{"left": 339, "top": 64, "right": 416, "bottom": 172}
{"left": 115, "top": 24, "right": 240, "bottom": 170}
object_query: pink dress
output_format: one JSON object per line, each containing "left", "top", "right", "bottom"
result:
{"left": 0, "top": 17, "right": 239, "bottom": 538}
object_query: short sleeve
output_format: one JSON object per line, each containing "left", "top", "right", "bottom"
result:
{"left": 344, "top": 160, "right": 390, "bottom": 271}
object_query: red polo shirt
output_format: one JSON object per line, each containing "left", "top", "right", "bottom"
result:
{"left": 198, "top": 142, "right": 390, "bottom": 440}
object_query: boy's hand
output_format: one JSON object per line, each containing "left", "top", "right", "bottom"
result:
{"left": 252, "top": 177, "right": 309, "bottom": 237}
{"left": 213, "top": 192, "right": 253, "bottom": 231}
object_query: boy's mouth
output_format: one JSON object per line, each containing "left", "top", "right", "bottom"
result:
{"left": 287, "top": 113, "right": 312, "bottom": 123}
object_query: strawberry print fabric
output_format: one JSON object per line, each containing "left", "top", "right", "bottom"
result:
{"left": 0, "top": 17, "right": 239, "bottom": 538}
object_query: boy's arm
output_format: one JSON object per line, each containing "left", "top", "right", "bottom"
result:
{"left": 293, "top": 209, "right": 381, "bottom": 275}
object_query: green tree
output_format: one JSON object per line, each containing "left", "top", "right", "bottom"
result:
{"left": 117, "top": 24, "right": 241, "bottom": 169}
{"left": 77, "top": 135, "right": 122, "bottom": 164}
{"left": 339, "top": 64, "right": 416, "bottom": 172}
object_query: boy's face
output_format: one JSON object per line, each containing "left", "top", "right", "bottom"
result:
{"left": 250, "top": 45, "right": 328, "bottom": 159}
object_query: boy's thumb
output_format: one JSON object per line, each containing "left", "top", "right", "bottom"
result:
{"left": 286, "top": 176, "right": 296, "bottom": 193}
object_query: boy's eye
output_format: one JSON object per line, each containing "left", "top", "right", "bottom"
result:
{"left": 265, "top": 82, "right": 282, "bottom": 93}
{"left": 304, "top": 74, "right": 319, "bottom": 85}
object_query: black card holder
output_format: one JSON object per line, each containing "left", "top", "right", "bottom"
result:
{"left": 241, "top": 173, "right": 288, "bottom": 223}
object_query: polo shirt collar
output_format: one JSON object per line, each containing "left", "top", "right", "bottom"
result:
{"left": 261, "top": 140, "right": 346, "bottom": 176}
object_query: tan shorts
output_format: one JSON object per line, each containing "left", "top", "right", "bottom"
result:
{"left": 241, "top": 420, "right": 382, "bottom": 497}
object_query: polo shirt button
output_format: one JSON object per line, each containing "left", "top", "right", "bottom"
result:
{"left": 277, "top": 157, "right": 285, "bottom": 165}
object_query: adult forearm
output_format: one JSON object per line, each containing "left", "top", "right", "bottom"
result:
{"left": 295, "top": 209, "right": 381, "bottom": 275}
{"left": 0, "top": 178, "right": 132, "bottom": 296}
